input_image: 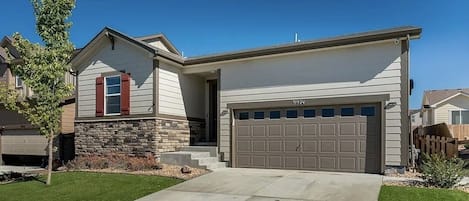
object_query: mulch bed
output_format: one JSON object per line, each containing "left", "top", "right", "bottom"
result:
{"left": 51, "top": 164, "right": 210, "bottom": 180}
{"left": 383, "top": 171, "right": 469, "bottom": 193}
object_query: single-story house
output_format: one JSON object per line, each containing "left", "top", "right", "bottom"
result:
{"left": 72, "top": 26, "right": 421, "bottom": 174}
{"left": 0, "top": 36, "right": 76, "bottom": 166}
{"left": 421, "top": 88, "right": 469, "bottom": 126}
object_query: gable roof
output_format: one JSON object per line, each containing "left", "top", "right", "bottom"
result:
{"left": 73, "top": 26, "right": 422, "bottom": 68}
{"left": 135, "top": 33, "right": 180, "bottom": 55}
{"left": 0, "top": 36, "right": 21, "bottom": 63}
{"left": 71, "top": 27, "right": 184, "bottom": 68}
{"left": 423, "top": 88, "right": 469, "bottom": 107}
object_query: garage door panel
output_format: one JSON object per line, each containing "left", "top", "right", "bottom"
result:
{"left": 237, "top": 126, "right": 250, "bottom": 137}
{"left": 302, "top": 156, "right": 318, "bottom": 169}
{"left": 268, "top": 125, "right": 282, "bottom": 137}
{"left": 252, "top": 155, "right": 267, "bottom": 168}
{"left": 237, "top": 140, "right": 251, "bottom": 152}
{"left": 339, "top": 140, "right": 357, "bottom": 153}
{"left": 252, "top": 140, "right": 267, "bottom": 152}
{"left": 237, "top": 155, "right": 251, "bottom": 167}
{"left": 285, "top": 156, "right": 300, "bottom": 169}
{"left": 285, "top": 124, "right": 300, "bottom": 136}
{"left": 268, "top": 140, "right": 284, "bottom": 152}
{"left": 319, "top": 124, "right": 336, "bottom": 136}
{"left": 234, "top": 103, "right": 381, "bottom": 173}
{"left": 302, "top": 140, "right": 318, "bottom": 153}
{"left": 302, "top": 124, "right": 318, "bottom": 136}
{"left": 339, "top": 122, "right": 357, "bottom": 136}
{"left": 268, "top": 155, "right": 283, "bottom": 169}
{"left": 1, "top": 132, "right": 48, "bottom": 155}
{"left": 252, "top": 125, "right": 266, "bottom": 137}
{"left": 339, "top": 157, "right": 357, "bottom": 170}
{"left": 319, "top": 156, "right": 337, "bottom": 169}
{"left": 320, "top": 140, "right": 336, "bottom": 153}
{"left": 284, "top": 140, "right": 300, "bottom": 152}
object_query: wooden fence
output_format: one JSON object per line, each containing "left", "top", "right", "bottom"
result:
{"left": 447, "top": 124, "right": 469, "bottom": 140}
{"left": 413, "top": 134, "right": 459, "bottom": 157}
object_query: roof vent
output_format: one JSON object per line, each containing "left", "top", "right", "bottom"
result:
{"left": 294, "top": 33, "right": 300, "bottom": 43}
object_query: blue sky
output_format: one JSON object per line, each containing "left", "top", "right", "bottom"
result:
{"left": 2, "top": 0, "right": 468, "bottom": 109}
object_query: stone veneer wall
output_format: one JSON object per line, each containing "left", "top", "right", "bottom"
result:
{"left": 75, "top": 117, "right": 193, "bottom": 157}
{"left": 155, "top": 118, "right": 190, "bottom": 153}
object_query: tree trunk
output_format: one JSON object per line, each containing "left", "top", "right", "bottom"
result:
{"left": 0, "top": 131, "right": 3, "bottom": 165}
{"left": 46, "top": 134, "right": 54, "bottom": 185}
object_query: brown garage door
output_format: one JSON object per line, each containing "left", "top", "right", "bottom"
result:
{"left": 234, "top": 103, "right": 381, "bottom": 173}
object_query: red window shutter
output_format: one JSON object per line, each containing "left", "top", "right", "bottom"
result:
{"left": 95, "top": 77, "right": 104, "bottom": 117}
{"left": 121, "top": 73, "right": 130, "bottom": 115}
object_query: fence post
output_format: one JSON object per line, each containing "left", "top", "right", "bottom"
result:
{"left": 425, "top": 135, "right": 431, "bottom": 154}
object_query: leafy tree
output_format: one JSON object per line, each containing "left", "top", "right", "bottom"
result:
{"left": 0, "top": 0, "right": 75, "bottom": 185}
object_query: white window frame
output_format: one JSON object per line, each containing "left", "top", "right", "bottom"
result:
{"left": 15, "top": 76, "right": 23, "bottom": 88}
{"left": 449, "top": 109, "right": 469, "bottom": 125}
{"left": 104, "top": 75, "right": 121, "bottom": 116}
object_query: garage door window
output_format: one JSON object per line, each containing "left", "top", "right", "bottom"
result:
{"left": 361, "top": 107, "right": 375, "bottom": 116}
{"left": 239, "top": 112, "right": 249, "bottom": 120}
{"left": 270, "top": 111, "right": 281, "bottom": 119}
{"left": 286, "top": 110, "right": 298, "bottom": 118}
{"left": 254, "top": 111, "right": 265, "bottom": 119}
{"left": 341, "top": 108, "right": 354, "bottom": 116}
{"left": 304, "top": 109, "right": 316, "bottom": 118}
{"left": 322, "top": 108, "right": 334, "bottom": 117}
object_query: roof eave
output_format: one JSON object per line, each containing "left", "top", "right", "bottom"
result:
{"left": 71, "top": 27, "right": 157, "bottom": 69}
{"left": 184, "top": 26, "right": 422, "bottom": 66}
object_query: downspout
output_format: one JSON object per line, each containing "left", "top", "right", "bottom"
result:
{"left": 407, "top": 34, "right": 416, "bottom": 170}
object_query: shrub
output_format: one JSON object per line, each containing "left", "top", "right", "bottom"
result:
{"left": 66, "top": 154, "right": 160, "bottom": 171}
{"left": 420, "top": 153, "right": 466, "bottom": 188}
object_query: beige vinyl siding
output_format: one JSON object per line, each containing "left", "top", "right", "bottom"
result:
{"left": 77, "top": 37, "right": 154, "bottom": 117}
{"left": 148, "top": 40, "right": 170, "bottom": 52}
{"left": 434, "top": 95, "right": 469, "bottom": 124}
{"left": 158, "top": 61, "right": 205, "bottom": 118}
{"left": 60, "top": 103, "right": 75, "bottom": 134}
{"left": 216, "top": 41, "right": 403, "bottom": 166}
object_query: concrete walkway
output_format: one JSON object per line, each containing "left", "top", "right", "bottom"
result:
{"left": 137, "top": 168, "right": 383, "bottom": 201}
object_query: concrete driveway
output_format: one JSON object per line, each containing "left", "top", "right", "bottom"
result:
{"left": 137, "top": 168, "right": 383, "bottom": 201}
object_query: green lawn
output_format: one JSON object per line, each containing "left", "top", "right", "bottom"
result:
{"left": 379, "top": 186, "right": 468, "bottom": 201}
{"left": 0, "top": 172, "right": 182, "bottom": 201}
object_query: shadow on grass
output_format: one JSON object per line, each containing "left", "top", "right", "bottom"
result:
{"left": 1, "top": 174, "right": 45, "bottom": 185}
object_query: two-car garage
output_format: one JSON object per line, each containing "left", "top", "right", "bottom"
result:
{"left": 233, "top": 103, "right": 382, "bottom": 173}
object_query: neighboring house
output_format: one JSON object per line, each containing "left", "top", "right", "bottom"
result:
{"left": 72, "top": 26, "right": 421, "bottom": 174}
{"left": 410, "top": 109, "right": 422, "bottom": 128}
{"left": 421, "top": 88, "right": 469, "bottom": 126}
{"left": 0, "top": 36, "right": 76, "bottom": 165}
{"left": 410, "top": 109, "right": 422, "bottom": 136}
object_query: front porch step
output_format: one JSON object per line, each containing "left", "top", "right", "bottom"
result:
{"left": 180, "top": 146, "right": 218, "bottom": 157}
{"left": 160, "top": 150, "right": 226, "bottom": 170}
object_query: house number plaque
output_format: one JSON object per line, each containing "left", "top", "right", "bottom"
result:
{"left": 292, "top": 99, "right": 305, "bottom": 105}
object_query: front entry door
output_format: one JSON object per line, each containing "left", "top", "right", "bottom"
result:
{"left": 208, "top": 80, "right": 218, "bottom": 142}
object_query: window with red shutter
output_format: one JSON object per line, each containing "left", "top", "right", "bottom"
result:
{"left": 120, "top": 73, "right": 130, "bottom": 115}
{"left": 104, "top": 75, "right": 121, "bottom": 115}
{"left": 95, "top": 77, "right": 104, "bottom": 117}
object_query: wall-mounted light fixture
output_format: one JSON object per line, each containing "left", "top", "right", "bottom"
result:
{"left": 220, "top": 110, "right": 229, "bottom": 116}
{"left": 385, "top": 102, "right": 397, "bottom": 110}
